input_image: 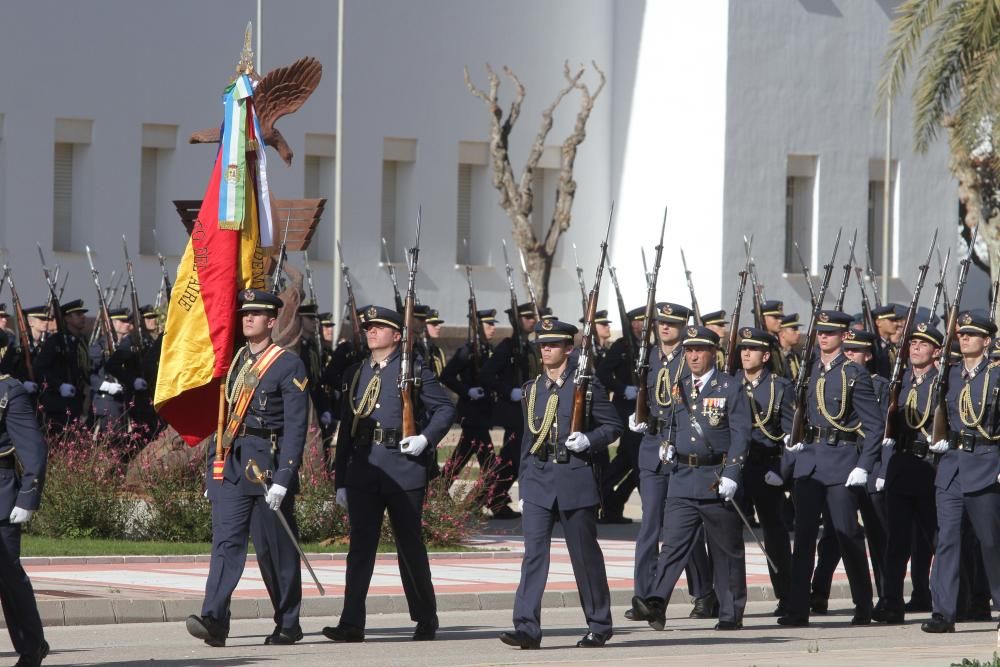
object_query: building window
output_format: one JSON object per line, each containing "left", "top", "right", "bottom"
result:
{"left": 139, "top": 124, "right": 177, "bottom": 256}
{"left": 784, "top": 155, "right": 818, "bottom": 274}
{"left": 867, "top": 159, "right": 897, "bottom": 276}
{"left": 381, "top": 138, "right": 416, "bottom": 263}
{"left": 303, "top": 133, "right": 336, "bottom": 261}
{"left": 53, "top": 143, "right": 74, "bottom": 252}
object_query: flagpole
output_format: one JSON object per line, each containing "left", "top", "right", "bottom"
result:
{"left": 881, "top": 95, "right": 891, "bottom": 303}
{"left": 256, "top": 0, "right": 262, "bottom": 72}
{"left": 333, "top": 0, "right": 344, "bottom": 324}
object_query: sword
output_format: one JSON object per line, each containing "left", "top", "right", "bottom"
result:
{"left": 245, "top": 459, "right": 326, "bottom": 595}
{"left": 712, "top": 472, "right": 778, "bottom": 573}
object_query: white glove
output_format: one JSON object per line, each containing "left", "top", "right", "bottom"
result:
{"left": 99, "top": 381, "right": 123, "bottom": 396}
{"left": 467, "top": 387, "right": 486, "bottom": 400}
{"left": 22, "top": 381, "right": 37, "bottom": 394}
{"left": 659, "top": 442, "right": 676, "bottom": 463}
{"left": 785, "top": 442, "right": 805, "bottom": 453}
{"left": 335, "top": 488, "right": 348, "bottom": 509}
{"left": 518, "top": 499, "right": 524, "bottom": 512}
{"left": 764, "top": 471, "right": 784, "bottom": 487}
{"left": 628, "top": 413, "right": 648, "bottom": 434}
{"left": 134, "top": 378, "right": 148, "bottom": 391}
{"left": 510, "top": 388, "right": 523, "bottom": 402}
{"left": 929, "top": 439, "right": 950, "bottom": 454}
{"left": 400, "top": 434, "right": 429, "bottom": 456}
{"left": 565, "top": 432, "right": 591, "bottom": 452}
{"left": 320, "top": 411, "right": 333, "bottom": 426}
{"left": 845, "top": 467, "right": 869, "bottom": 487}
{"left": 59, "top": 383, "right": 76, "bottom": 398}
{"left": 265, "top": 484, "right": 287, "bottom": 511}
{"left": 717, "top": 476, "right": 738, "bottom": 502}
{"left": 882, "top": 438, "right": 895, "bottom": 448}
{"left": 8, "top": 507, "right": 33, "bottom": 524}
{"left": 875, "top": 478, "right": 886, "bottom": 492}
{"left": 623, "top": 385, "right": 639, "bottom": 400}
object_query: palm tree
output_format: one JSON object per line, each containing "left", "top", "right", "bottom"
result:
{"left": 880, "top": 0, "right": 1000, "bottom": 282}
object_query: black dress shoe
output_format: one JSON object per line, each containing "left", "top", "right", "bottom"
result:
{"left": 413, "top": 619, "right": 439, "bottom": 641}
{"left": 576, "top": 631, "right": 612, "bottom": 647}
{"left": 810, "top": 592, "right": 829, "bottom": 614}
{"left": 597, "top": 513, "right": 633, "bottom": 524}
{"left": 689, "top": 591, "right": 719, "bottom": 619}
{"left": 777, "top": 613, "right": 810, "bottom": 627}
{"left": 625, "top": 595, "right": 650, "bottom": 621}
{"left": 322, "top": 624, "right": 365, "bottom": 643}
{"left": 499, "top": 630, "right": 540, "bottom": 649}
{"left": 185, "top": 615, "right": 227, "bottom": 647}
{"left": 872, "top": 608, "right": 905, "bottom": 625}
{"left": 635, "top": 597, "right": 666, "bottom": 631}
{"left": 957, "top": 604, "right": 993, "bottom": 622}
{"left": 920, "top": 614, "right": 955, "bottom": 633}
{"left": 14, "top": 640, "right": 49, "bottom": 667}
{"left": 904, "top": 597, "right": 932, "bottom": 613}
{"left": 264, "top": 625, "right": 304, "bottom": 645}
{"left": 771, "top": 601, "right": 789, "bottom": 617}
{"left": 715, "top": 620, "right": 743, "bottom": 630}
{"left": 492, "top": 506, "right": 521, "bottom": 520}
{"left": 851, "top": 607, "right": 873, "bottom": 625}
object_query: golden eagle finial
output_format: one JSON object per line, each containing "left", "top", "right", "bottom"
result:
{"left": 236, "top": 21, "right": 255, "bottom": 76}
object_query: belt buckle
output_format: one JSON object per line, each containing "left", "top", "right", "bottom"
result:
{"left": 960, "top": 434, "right": 974, "bottom": 452}
{"left": 687, "top": 453, "right": 698, "bottom": 466}
{"left": 372, "top": 427, "right": 384, "bottom": 444}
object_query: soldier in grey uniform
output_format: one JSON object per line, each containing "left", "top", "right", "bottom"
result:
{"left": 186, "top": 289, "right": 309, "bottom": 647}
{"left": 499, "top": 319, "right": 623, "bottom": 650}
{"left": 625, "top": 303, "right": 716, "bottom": 622}
{"left": 0, "top": 372, "right": 48, "bottom": 666}
{"left": 325, "top": 305, "right": 456, "bottom": 642}
{"left": 633, "top": 325, "right": 751, "bottom": 630}
{"left": 922, "top": 311, "right": 1000, "bottom": 633}
{"left": 778, "top": 310, "right": 884, "bottom": 627}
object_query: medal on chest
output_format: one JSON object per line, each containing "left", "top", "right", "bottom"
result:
{"left": 701, "top": 397, "right": 726, "bottom": 426}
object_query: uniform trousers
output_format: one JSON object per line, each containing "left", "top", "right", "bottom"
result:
{"left": 491, "top": 424, "right": 523, "bottom": 509}
{"left": 883, "top": 487, "right": 936, "bottom": 612}
{"left": 249, "top": 495, "right": 302, "bottom": 630}
{"left": 788, "top": 477, "right": 873, "bottom": 617}
{"left": 742, "top": 461, "right": 792, "bottom": 602}
{"left": 634, "top": 468, "right": 712, "bottom": 600}
{"left": 201, "top": 479, "right": 300, "bottom": 628}
{"left": 812, "top": 490, "right": 887, "bottom": 601}
{"left": 0, "top": 522, "right": 45, "bottom": 656}
{"left": 649, "top": 496, "right": 747, "bottom": 624}
{"left": 342, "top": 486, "right": 437, "bottom": 629}
{"left": 930, "top": 483, "right": 1000, "bottom": 622}
{"left": 600, "top": 430, "right": 641, "bottom": 516}
{"left": 512, "top": 500, "right": 611, "bottom": 641}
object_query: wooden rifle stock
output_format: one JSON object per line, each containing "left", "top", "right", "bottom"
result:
{"left": 634, "top": 208, "right": 668, "bottom": 424}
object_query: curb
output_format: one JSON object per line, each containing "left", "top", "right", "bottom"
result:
{"left": 22, "top": 550, "right": 514, "bottom": 567}
{"left": 19, "top": 581, "right": 863, "bottom": 628}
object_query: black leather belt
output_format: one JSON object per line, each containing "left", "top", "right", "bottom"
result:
{"left": 647, "top": 418, "right": 670, "bottom": 436}
{"left": 898, "top": 437, "right": 930, "bottom": 458}
{"left": 747, "top": 446, "right": 782, "bottom": 464}
{"left": 237, "top": 424, "right": 283, "bottom": 440}
{"left": 676, "top": 452, "right": 725, "bottom": 467}
{"left": 0, "top": 456, "right": 15, "bottom": 469}
{"left": 949, "top": 431, "right": 998, "bottom": 453}
{"left": 372, "top": 427, "right": 402, "bottom": 448}
{"left": 806, "top": 425, "right": 859, "bottom": 446}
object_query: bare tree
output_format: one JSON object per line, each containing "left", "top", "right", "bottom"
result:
{"left": 465, "top": 61, "right": 605, "bottom": 306}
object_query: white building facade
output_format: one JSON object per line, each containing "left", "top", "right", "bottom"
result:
{"left": 0, "top": 0, "right": 956, "bottom": 328}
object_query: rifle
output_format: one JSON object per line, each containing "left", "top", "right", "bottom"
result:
{"left": 270, "top": 213, "right": 291, "bottom": 293}
{"left": 573, "top": 243, "right": 588, "bottom": 321}
{"left": 680, "top": 248, "right": 703, "bottom": 326}
{"left": 793, "top": 241, "right": 818, "bottom": 310}
{"left": 725, "top": 236, "right": 753, "bottom": 375}
{"left": 122, "top": 235, "right": 149, "bottom": 362}
{"left": 465, "top": 266, "right": 487, "bottom": 376}
{"left": 937, "top": 248, "right": 952, "bottom": 317}
{"left": 608, "top": 266, "right": 636, "bottom": 383}
{"left": 152, "top": 229, "right": 173, "bottom": 310}
{"left": 37, "top": 244, "right": 76, "bottom": 387}
{"left": 501, "top": 240, "right": 529, "bottom": 385}
{"left": 634, "top": 207, "right": 667, "bottom": 425}
{"left": 931, "top": 224, "right": 980, "bottom": 443}
{"left": 833, "top": 229, "right": 858, "bottom": 312}
{"left": 928, "top": 248, "right": 951, "bottom": 326}
{"left": 571, "top": 206, "right": 614, "bottom": 433}
{"left": 788, "top": 229, "right": 843, "bottom": 445}
{"left": 747, "top": 242, "right": 764, "bottom": 329}
{"left": 518, "top": 248, "right": 542, "bottom": 320}
{"left": 58, "top": 270, "right": 69, "bottom": 301}
{"left": 336, "top": 241, "right": 364, "bottom": 355}
{"left": 86, "top": 246, "right": 117, "bottom": 359}
{"left": 866, "top": 248, "right": 883, "bottom": 309}
{"left": 4, "top": 267, "right": 34, "bottom": 382}
{"left": 884, "top": 232, "right": 937, "bottom": 440}
{"left": 302, "top": 249, "right": 325, "bottom": 363}
{"left": 990, "top": 279, "right": 1000, "bottom": 322}
{"left": 381, "top": 237, "right": 405, "bottom": 314}
{"left": 399, "top": 210, "right": 422, "bottom": 438}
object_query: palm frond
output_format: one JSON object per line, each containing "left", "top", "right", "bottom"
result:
{"left": 911, "top": 0, "right": 970, "bottom": 151}
{"left": 878, "top": 0, "right": 944, "bottom": 107}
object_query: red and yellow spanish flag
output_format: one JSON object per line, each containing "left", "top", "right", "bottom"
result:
{"left": 154, "top": 74, "right": 270, "bottom": 445}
